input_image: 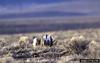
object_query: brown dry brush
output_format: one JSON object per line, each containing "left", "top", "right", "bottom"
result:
{"left": 67, "top": 36, "right": 90, "bottom": 55}
{"left": 0, "top": 35, "right": 100, "bottom": 63}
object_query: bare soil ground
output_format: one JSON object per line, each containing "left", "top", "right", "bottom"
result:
{"left": 0, "top": 28, "right": 100, "bottom": 63}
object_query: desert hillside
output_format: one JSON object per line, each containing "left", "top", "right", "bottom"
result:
{"left": 0, "top": 16, "right": 100, "bottom": 34}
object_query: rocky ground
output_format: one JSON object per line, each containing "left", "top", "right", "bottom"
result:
{"left": 0, "top": 28, "right": 100, "bottom": 63}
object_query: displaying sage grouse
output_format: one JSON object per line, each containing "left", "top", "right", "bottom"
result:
{"left": 43, "top": 34, "right": 53, "bottom": 47}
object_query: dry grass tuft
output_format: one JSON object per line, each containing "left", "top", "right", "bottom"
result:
{"left": 68, "top": 35, "right": 90, "bottom": 54}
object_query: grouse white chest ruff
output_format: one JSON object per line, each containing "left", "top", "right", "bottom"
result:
{"left": 32, "top": 38, "right": 37, "bottom": 48}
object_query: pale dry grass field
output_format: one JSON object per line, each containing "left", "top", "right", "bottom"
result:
{"left": 0, "top": 28, "right": 100, "bottom": 63}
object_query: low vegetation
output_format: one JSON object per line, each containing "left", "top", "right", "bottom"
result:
{"left": 0, "top": 28, "right": 100, "bottom": 63}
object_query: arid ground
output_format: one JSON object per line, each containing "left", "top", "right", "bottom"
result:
{"left": 0, "top": 16, "right": 100, "bottom": 63}
{"left": 0, "top": 28, "right": 100, "bottom": 63}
